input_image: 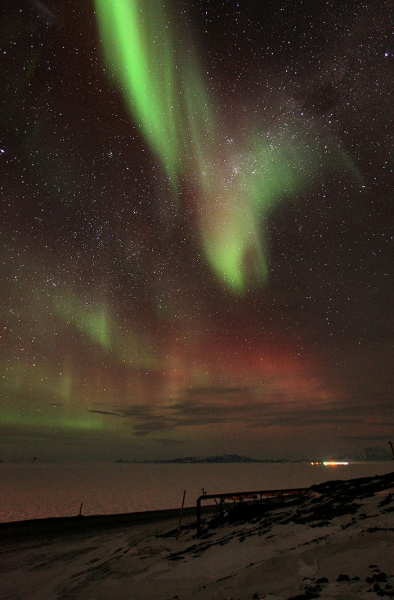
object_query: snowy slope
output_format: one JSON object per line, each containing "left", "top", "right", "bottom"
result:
{"left": 1, "top": 471, "right": 393, "bottom": 599}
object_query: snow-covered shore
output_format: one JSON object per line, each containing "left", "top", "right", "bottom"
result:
{"left": 1, "top": 471, "right": 393, "bottom": 599}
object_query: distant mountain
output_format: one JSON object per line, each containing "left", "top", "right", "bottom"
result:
{"left": 164, "top": 454, "right": 262, "bottom": 464}
{"left": 338, "top": 446, "right": 393, "bottom": 462}
{"left": 115, "top": 454, "right": 307, "bottom": 464}
{"left": 116, "top": 454, "right": 265, "bottom": 464}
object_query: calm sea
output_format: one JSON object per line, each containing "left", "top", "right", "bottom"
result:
{"left": 0, "top": 462, "right": 392, "bottom": 523}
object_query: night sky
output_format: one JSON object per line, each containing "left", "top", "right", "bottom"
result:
{"left": 1, "top": 0, "right": 393, "bottom": 462}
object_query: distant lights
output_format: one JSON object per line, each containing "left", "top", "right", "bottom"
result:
{"left": 310, "top": 461, "right": 349, "bottom": 466}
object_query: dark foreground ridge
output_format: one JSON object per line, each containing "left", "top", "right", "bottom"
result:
{"left": 220, "top": 469, "right": 394, "bottom": 531}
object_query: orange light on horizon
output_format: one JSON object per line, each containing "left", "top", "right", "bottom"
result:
{"left": 311, "top": 461, "right": 348, "bottom": 466}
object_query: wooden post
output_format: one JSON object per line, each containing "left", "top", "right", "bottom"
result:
{"left": 389, "top": 441, "right": 394, "bottom": 460}
{"left": 176, "top": 490, "right": 186, "bottom": 540}
{"left": 197, "top": 494, "right": 203, "bottom": 537}
{"left": 78, "top": 502, "right": 83, "bottom": 517}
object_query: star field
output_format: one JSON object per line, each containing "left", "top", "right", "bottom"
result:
{"left": 1, "top": 0, "right": 393, "bottom": 461}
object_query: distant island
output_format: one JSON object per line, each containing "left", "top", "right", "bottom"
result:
{"left": 115, "top": 454, "right": 308, "bottom": 464}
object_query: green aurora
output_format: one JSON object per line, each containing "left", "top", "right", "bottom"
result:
{"left": 94, "top": 0, "right": 360, "bottom": 293}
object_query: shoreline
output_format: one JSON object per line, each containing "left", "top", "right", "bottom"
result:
{"left": 0, "top": 505, "right": 219, "bottom": 544}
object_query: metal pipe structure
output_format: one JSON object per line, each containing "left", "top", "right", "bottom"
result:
{"left": 196, "top": 487, "right": 308, "bottom": 536}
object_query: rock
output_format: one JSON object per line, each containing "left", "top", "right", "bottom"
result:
{"left": 373, "top": 582, "right": 382, "bottom": 591}
{"left": 374, "top": 572, "right": 388, "bottom": 582}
